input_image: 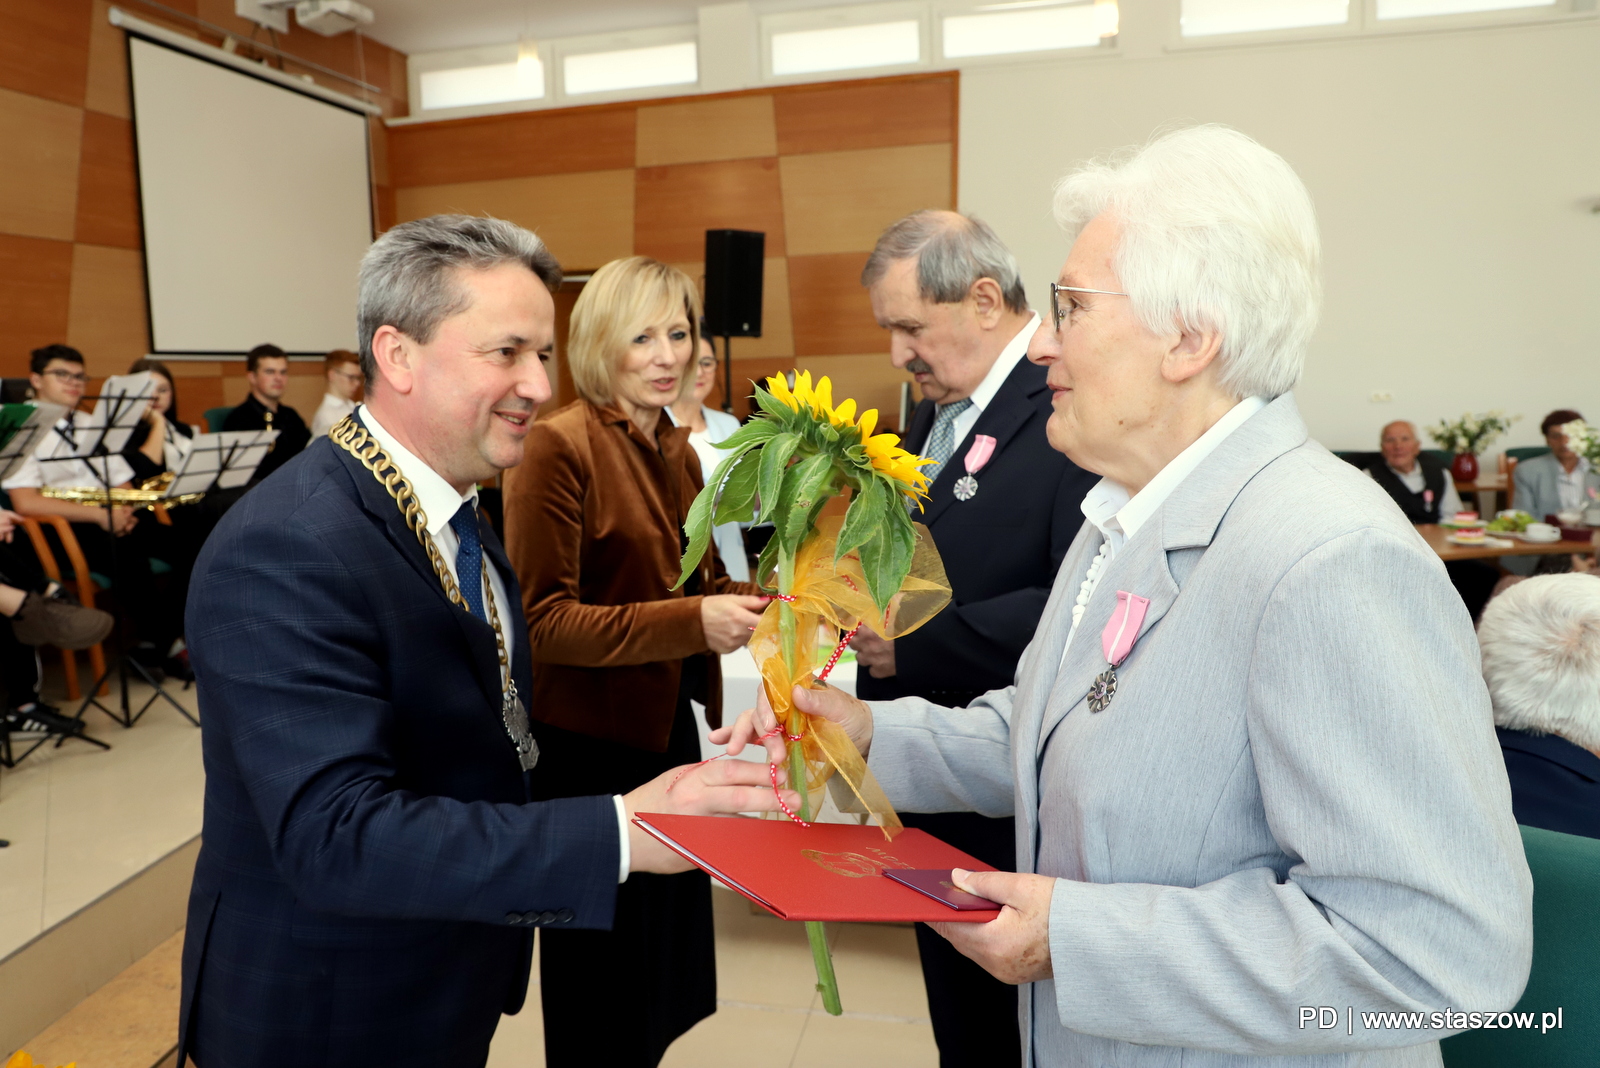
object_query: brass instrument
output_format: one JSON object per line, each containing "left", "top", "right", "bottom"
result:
{"left": 41, "top": 472, "right": 205, "bottom": 510}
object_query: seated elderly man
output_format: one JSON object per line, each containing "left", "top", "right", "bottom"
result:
{"left": 1480, "top": 573, "right": 1600, "bottom": 840}
{"left": 1368, "top": 420, "right": 1497, "bottom": 618}
{"left": 1366, "top": 420, "right": 1461, "bottom": 521}
{"left": 720, "top": 124, "right": 1530, "bottom": 1066}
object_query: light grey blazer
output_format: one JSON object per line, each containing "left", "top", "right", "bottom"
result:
{"left": 866, "top": 394, "right": 1532, "bottom": 1067}
{"left": 1511, "top": 451, "right": 1600, "bottom": 520}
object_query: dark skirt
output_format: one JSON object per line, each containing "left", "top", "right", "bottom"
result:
{"left": 526, "top": 688, "right": 715, "bottom": 1068}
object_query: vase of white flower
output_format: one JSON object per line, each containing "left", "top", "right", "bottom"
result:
{"left": 1426, "top": 411, "right": 1520, "bottom": 484}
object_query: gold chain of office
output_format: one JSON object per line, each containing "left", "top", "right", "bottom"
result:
{"left": 327, "top": 415, "right": 509, "bottom": 680}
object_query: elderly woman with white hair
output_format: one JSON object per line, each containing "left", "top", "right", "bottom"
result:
{"left": 1481, "top": 574, "right": 1600, "bottom": 840}
{"left": 719, "top": 124, "right": 1531, "bottom": 1065}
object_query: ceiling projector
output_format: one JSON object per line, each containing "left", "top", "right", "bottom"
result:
{"left": 294, "top": 0, "right": 373, "bottom": 35}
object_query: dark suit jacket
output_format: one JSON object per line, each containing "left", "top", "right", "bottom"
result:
{"left": 857, "top": 357, "right": 1096, "bottom": 704}
{"left": 1498, "top": 726, "right": 1600, "bottom": 841}
{"left": 179, "top": 427, "right": 620, "bottom": 1068}
{"left": 222, "top": 393, "right": 311, "bottom": 483}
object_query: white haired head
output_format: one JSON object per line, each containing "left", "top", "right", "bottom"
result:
{"left": 1478, "top": 574, "right": 1600, "bottom": 752}
{"left": 1051, "top": 124, "right": 1321, "bottom": 399}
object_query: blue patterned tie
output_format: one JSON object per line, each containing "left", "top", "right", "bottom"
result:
{"left": 923, "top": 398, "right": 973, "bottom": 482}
{"left": 447, "top": 501, "right": 488, "bottom": 624}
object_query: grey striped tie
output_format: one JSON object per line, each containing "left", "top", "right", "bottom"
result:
{"left": 923, "top": 399, "right": 973, "bottom": 483}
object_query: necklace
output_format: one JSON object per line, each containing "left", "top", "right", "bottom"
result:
{"left": 328, "top": 415, "right": 539, "bottom": 770}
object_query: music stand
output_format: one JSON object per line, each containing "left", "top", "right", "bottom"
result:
{"left": 36, "top": 373, "right": 194, "bottom": 729}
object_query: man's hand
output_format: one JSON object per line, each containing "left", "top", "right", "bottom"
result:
{"left": 622, "top": 758, "right": 798, "bottom": 873}
{"left": 850, "top": 629, "right": 896, "bottom": 678}
{"left": 928, "top": 869, "right": 1056, "bottom": 985}
{"left": 710, "top": 679, "right": 875, "bottom": 761}
{"left": 98, "top": 505, "right": 138, "bottom": 536}
{"left": 701, "top": 594, "right": 768, "bottom": 654}
{"left": 0, "top": 509, "right": 20, "bottom": 543}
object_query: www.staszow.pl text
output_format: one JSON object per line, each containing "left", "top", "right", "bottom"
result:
{"left": 1299, "top": 1007, "right": 1564, "bottom": 1034}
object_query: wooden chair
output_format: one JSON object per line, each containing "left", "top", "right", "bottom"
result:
{"left": 18, "top": 516, "right": 109, "bottom": 699}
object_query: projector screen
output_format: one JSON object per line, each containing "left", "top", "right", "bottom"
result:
{"left": 128, "top": 35, "right": 373, "bottom": 355}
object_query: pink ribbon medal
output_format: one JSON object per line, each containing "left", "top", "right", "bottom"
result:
{"left": 1086, "top": 591, "right": 1150, "bottom": 713}
{"left": 952, "top": 434, "right": 998, "bottom": 501}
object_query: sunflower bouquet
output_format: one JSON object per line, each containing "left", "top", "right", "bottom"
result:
{"left": 676, "top": 371, "right": 951, "bottom": 1014}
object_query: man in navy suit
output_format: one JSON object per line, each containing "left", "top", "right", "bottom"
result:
{"left": 853, "top": 211, "right": 1096, "bottom": 1067}
{"left": 179, "top": 215, "right": 792, "bottom": 1068}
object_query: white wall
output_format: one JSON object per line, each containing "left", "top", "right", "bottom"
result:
{"left": 959, "top": 13, "right": 1600, "bottom": 452}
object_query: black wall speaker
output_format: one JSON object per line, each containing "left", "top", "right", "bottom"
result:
{"left": 704, "top": 229, "right": 764, "bottom": 337}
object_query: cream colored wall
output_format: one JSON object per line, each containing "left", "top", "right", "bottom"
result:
{"left": 958, "top": 13, "right": 1600, "bottom": 453}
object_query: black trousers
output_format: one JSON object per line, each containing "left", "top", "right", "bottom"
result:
{"left": 40, "top": 520, "right": 174, "bottom": 649}
{"left": 0, "top": 540, "right": 49, "bottom": 708}
{"left": 527, "top": 695, "right": 715, "bottom": 1068}
{"left": 900, "top": 810, "right": 1022, "bottom": 1068}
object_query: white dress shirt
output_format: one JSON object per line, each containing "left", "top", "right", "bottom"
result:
{"left": 948, "top": 313, "right": 1039, "bottom": 448}
{"left": 1369, "top": 461, "right": 1463, "bottom": 518}
{"left": 1062, "top": 396, "right": 1268, "bottom": 664}
{"left": 2, "top": 413, "right": 135, "bottom": 492}
{"left": 312, "top": 393, "right": 358, "bottom": 438}
{"left": 358, "top": 405, "right": 632, "bottom": 881}
{"left": 1556, "top": 456, "right": 1591, "bottom": 513}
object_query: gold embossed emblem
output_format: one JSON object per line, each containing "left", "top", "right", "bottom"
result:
{"left": 800, "top": 847, "right": 917, "bottom": 878}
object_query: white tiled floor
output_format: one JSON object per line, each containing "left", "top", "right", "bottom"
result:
{"left": 0, "top": 672, "right": 204, "bottom": 960}
{"left": 488, "top": 888, "right": 939, "bottom": 1068}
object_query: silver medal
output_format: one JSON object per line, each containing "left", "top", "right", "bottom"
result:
{"left": 953, "top": 474, "right": 979, "bottom": 501}
{"left": 1086, "top": 667, "right": 1117, "bottom": 712}
{"left": 502, "top": 681, "right": 540, "bottom": 770}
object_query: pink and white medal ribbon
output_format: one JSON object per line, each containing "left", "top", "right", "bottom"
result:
{"left": 952, "top": 434, "right": 998, "bottom": 501}
{"left": 1086, "top": 591, "right": 1150, "bottom": 712}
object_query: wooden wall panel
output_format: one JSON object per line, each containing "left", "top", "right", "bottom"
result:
{"left": 0, "top": 0, "right": 91, "bottom": 108}
{"left": 795, "top": 354, "right": 912, "bottom": 430}
{"left": 75, "top": 111, "right": 141, "bottom": 249}
{"left": 389, "top": 108, "right": 636, "bottom": 187}
{"left": 66, "top": 244, "right": 149, "bottom": 375}
{"left": 395, "top": 169, "right": 636, "bottom": 273}
{"left": 0, "top": 235, "right": 75, "bottom": 372}
{"left": 774, "top": 75, "right": 956, "bottom": 157}
{"left": 634, "top": 157, "right": 786, "bottom": 263}
{"left": 670, "top": 256, "right": 795, "bottom": 360}
{"left": 0, "top": 88, "right": 84, "bottom": 241}
{"left": 636, "top": 96, "right": 777, "bottom": 167}
{"left": 780, "top": 143, "right": 952, "bottom": 256}
{"left": 788, "top": 252, "right": 883, "bottom": 356}
{"left": 84, "top": 0, "right": 131, "bottom": 118}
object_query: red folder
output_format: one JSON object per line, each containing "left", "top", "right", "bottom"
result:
{"left": 633, "top": 813, "right": 1002, "bottom": 923}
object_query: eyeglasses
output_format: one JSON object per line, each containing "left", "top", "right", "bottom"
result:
{"left": 42, "top": 370, "right": 89, "bottom": 384}
{"left": 1050, "top": 282, "right": 1129, "bottom": 331}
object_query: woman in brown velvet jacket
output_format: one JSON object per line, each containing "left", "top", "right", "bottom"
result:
{"left": 502, "top": 257, "right": 767, "bottom": 1068}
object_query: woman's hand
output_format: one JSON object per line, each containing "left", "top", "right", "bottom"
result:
{"left": 622, "top": 757, "right": 798, "bottom": 873}
{"left": 700, "top": 594, "right": 767, "bottom": 654}
{"left": 710, "top": 679, "right": 875, "bottom": 761}
{"left": 928, "top": 869, "right": 1056, "bottom": 984}
{"left": 0, "top": 509, "right": 19, "bottom": 543}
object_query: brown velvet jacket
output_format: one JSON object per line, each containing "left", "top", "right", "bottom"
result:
{"left": 503, "top": 398, "right": 758, "bottom": 752}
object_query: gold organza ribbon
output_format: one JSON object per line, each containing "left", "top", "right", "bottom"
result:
{"left": 749, "top": 515, "right": 951, "bottom": 839}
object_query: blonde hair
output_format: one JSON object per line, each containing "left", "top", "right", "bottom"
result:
{"left": 568, "top": 256, "right": 702, "bottom": 407}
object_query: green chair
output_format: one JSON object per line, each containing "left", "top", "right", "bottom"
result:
{"left": 1440, "top": 825, "right": 1600, "bottom": 1067}
{"left": 1422, "top": 448, "right": 1453, "bottom": 467}
{"left": 1333, "top": 450, "right": 1379, "bottom": 469}
{"left": 204, "top": 406, "right": 235, "bottom": 433}
{"left": 1506, "top": 446, "right": 1550, "bottom": 462}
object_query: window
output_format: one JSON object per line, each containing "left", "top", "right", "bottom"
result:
{"left": 770, "top": 20, "right": 921, "bottom": 76}
{"left": 943, "top": 2, "right": 1117, "bottom": 57}
{"left": 1376, "top": 0, "right": 1553, "bottom": 18}
{"left": 418, "top": 56, "right": 544, "bottom": 111}
{"left": 562, "top": 41, "right": 697, "bottom": 96}
{"left": 1179, "top": 0, "right": 1349, "bottom": 36}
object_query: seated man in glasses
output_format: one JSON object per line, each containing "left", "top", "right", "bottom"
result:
{"left": 2, "top": 344, "right": 171, "bottom": 666}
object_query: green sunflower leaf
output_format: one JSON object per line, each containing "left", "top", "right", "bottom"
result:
{"left": 752, "top": 386, "right": 795, "bottom": 421}
{"left": 716, "top": 417, "right": 779, "bottom": 452}
{"left": 858, "top": 490, "right": 916, "bottom": 611}
{"left": 756, "top": 432, "right": 801, "bottom": 525}
{"left": 712, "top": 449, "right": 761, "bottom": 525}
{"left": 835, "top": 474, "right": 884, "bottom": 563}
{"left": 783, "top": 451, "right": 837, "bottom": 550}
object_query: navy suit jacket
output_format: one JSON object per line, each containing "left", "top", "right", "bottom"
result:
{"left": 1498, "top": 726, "right": 1600, "bottom": 841}
{"left": 178, "top": 430, "right": 620, "bottom": 1068}
{"left": 857, "top": 357, "right": 1096, "bottom": 704}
